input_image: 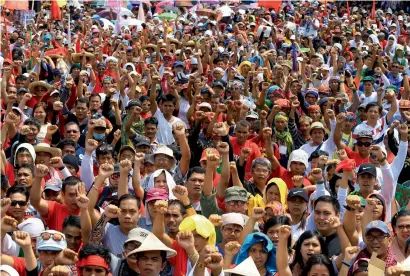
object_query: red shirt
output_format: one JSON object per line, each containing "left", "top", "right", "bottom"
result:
{"left": 168, "top": 239, "right": 188, "bottom": 276}
{"left": 271, "top": 165, "right": 312, "bottom": 190}
{"left": 11, "top": 256, "right": 26, "bottom": 276}
{"left": 345, "top": 147, "right": 370, "bottom": 167}
{"left": 43, "top": 201, "right": 80, "bottom": 231}
{"left": 229, "top": 137, "right": 261, "bottom": 180}
{"left": 5, "top": 161, "right": 15, "bottom": 186}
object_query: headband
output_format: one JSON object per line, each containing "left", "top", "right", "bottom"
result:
{"left": 307, "top": 105, "right": 320, "bottom": 112}
{"left": 77, "top": 256, "right": 109, "bottom": 273}
{"left": 274, "top": 113, "right": 288, "bottom": 122}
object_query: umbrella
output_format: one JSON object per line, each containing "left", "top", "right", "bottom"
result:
{"left": 196, "top": 8, "right": 219, "bottom": 19}
{"left": 100, "top": 18, "right": 115, "bottom": 30}
{"left": 155, "top": 1, "right": 173, "bottom": 13}
{"left": 157, "top": 12, "right": 177, "bottom": 21}
{"left": 97, "top": 7, "right": 134, "bottom": 20}
{"left": 162, "top": 6, "right": 181, "bottom": 14}
{"left": 176, "top": 1, "right": 192, "bottom": 7}
{"left": 118, "top": 18, "right": 142, "bottom": 29}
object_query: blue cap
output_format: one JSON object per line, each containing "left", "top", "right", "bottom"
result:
{"left": 44, "top": 34, "right": 52, "bottom": 41}
{"left": 172, "top": 61, "right": 184, "bottom": 68}
{"left": 306, "top": 90, "right": 319, "bottom": 98}
{"left": 365, "top": 220, "right": 390, "bottom": 236}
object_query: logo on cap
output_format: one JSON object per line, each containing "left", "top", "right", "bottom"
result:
{"left": 372, "top": 221, "right": 379, "bottom": 227}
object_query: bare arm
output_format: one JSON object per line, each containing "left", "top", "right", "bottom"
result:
{"left": 216, "top": 142, "right": 230, "bottom": 199}
{"left": 31, "top": 165, "right": 50, "bottom": 217}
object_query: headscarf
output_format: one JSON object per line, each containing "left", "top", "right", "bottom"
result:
{"left": 274, "top": 113, "right": 293, "bottom": 155}
{"left": 266, "top": 85, "right": 281, "bottom": 99}
{"left": 238, "top": 61, "right": 252, "bottom": 75}
{"left": 264, "top": 178, "right": 288, "bottom": 209}
{"left": 146, "top": 169, "right": 176, "bottom": 199}
{"left": 179, "top": 215, "right": 216, "bottom": 245}
{"left": 235, "top": 232, "right": 277, "bottom": 274}
{"left": 123, "top": 62, "right": 136, "bottom": 72}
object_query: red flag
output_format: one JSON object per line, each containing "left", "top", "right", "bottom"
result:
{"left": 51, "top": 0, "right": 62, "bottom": 21}
{"left": 346, "top": 0, "right": 350, "bottom": 21}
{"left": 371, "top": 0, "right": 376, "bottom": 20}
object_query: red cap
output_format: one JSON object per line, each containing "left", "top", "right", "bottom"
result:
{"left": 146, "top": 188, "right": 169, "bottom": 203}
{"left": 124, "top": 34, "right": 131, "bottom": 40}
{"left": 3, "top": 58, "right": 12, "bottom": 64}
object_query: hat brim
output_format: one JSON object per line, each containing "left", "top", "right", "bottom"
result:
{"left": 28, "top": 81, "right": 52, "bottom": 92}
{"left": 34, "top": 146, "right": 62, "bottom": 157}
{"left": 127, "top": 244, "right": 176, "bottom": 258}
{"left": 225, "top": 196, "right": 248, "bottom": 203}
{"left": 288, "top": 194, "right": 308, "bottom": 202}
{"left": 44, "top": 186, "right": 62, "bottom": 192}
{"left": 146, "top": 196, "right": 168, "bottom": 203}
{"left": 37, "top": 245, "right": 64, "bottom": 251}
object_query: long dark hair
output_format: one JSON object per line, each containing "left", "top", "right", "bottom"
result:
{"left": 32, "top": 102, "right": 49, "bottom": 124}
{"left": 263, "top": 216, "right": 292, "bottom": 253}
{"left": 301, "top": 254, "right": 336, "bottom": 276}
{"left": 290, "top": 230, "right": 328, "bottom": 271}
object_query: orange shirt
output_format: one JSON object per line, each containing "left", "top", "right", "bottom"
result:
{"left": 168, "top": 239, "right": 188, "bottom": 276}
{"left": 345, "top": 147, "right": 370, "bottom": 167}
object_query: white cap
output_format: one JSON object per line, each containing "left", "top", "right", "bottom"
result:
{"left": 154, "top": 146, "right": 174, "bottom": 159}
{"left": 198, "top": 102, "right": 212, "bottom": 111}
{"left": 290, "top": 35, "right": 295, "bottom": 40}
{"left": 222, "top": 213, "right": 245, "bottom": 228}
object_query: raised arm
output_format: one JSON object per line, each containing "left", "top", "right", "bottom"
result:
{"left": 152, "top": 200, "right": 173, "bottom": 248}
{"left": 131, "top": 153, "right": 145, "bottom": 200}
{"left": 118, "top": 159, "right": 132, "bottom": 199}
{"left": 75, "top": 184, "right": 92, "bottom": 244}
{"left": 31, "top": 164, "right": 50, "bottom": 217}
{"left": 216, "top": 142, "right": 230, "bottom": 199}
{"left": 239, "top": 207, "right": 264, "bottom": 244}
{"left": 276, "top": 225, "right": 293, "bottom": 276}
{"left": 149, "top": 74, "right": 160, "bottom": 114}
{"left": 173, "top": 123, "right": 191, "bottom": 177}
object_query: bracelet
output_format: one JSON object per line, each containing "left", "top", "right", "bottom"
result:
{"left": 184, "top": 203, "right": 193, "bottom": 209}
{"left": 342, "top": 261, "right": 351, "bottom": 267}
{"left": 197, "top": 262, "right": 205, "bottom": 268}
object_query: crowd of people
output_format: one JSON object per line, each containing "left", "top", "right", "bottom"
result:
{"left": 1, "top": 0, "right": 410, "bottom": 275}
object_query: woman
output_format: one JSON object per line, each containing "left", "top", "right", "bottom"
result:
{"left": 277, "top": 226, "right": 328, "bottom": 276}
{"left": 391, "top": 210, "right": 410, "bottom": 264}
{"left": 146, "top": 169, "right": 177, "bottom": 199}
{"left": 302, "top": 254, "right": 336, "bottom": 276}
{"left": 235, "top": 232, "right": 277, "bottom": 276}
{"left": 263, "top": 216, "right": 292, "bottom": 252}
{"left": 264, "top": 178, "right": 288, "bottom": 208}
{"left": 32, "top": 102, "right": 51, "bottom": 143}
{"left": 272, "top": 112, "right": 293, "bottom": 167}
{"left": 287, "top": 188, "right": 309, "bottom": 242}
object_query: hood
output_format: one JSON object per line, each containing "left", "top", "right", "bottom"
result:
{"left": 123, "top": 62, "right": 136, "bottom": 72}
{"left": 264, "top": 178, "right": 288, "bottom": 210}
{"left": 287, "top": 149, "right": 308, "bottom": 171}
{"left": 14, "top": 143, "right": 36, "bottom": 166}
{"left": 368, "top": 193, "right": 387, "bottom": 222}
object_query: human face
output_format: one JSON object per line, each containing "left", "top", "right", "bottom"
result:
{"left": 248, "top": 242, "right": 268, "bottom": 269}
{"left": 16, "top": 165, "right": 33, "bottom": 187}
{"left": 290, "top": 161, "right": 306, "bottom": 176}
{"left": 369, "top": 196, "right": 384, "bottom": 220}
{"left": 301, "top": 236, "right": 322, "bottom": 263}
{"left": 186, "top": 172, "right": 205, "bottom": 199}
{"left": 221, "top": 223, "right": 242, "bottom": 243}
{"left": 159, "top": 101, "right": 175, "bottom": 118}
{"left": 44, "top": 189, "right": 60, "bottom": 201}
{"left": 309, "top": 110, "right": 321, "bottom": 122}
{"left": 299, "top": 121, "right": 311, "bottom": 135}
{"left": 265, "top": 184, "right": 280, "bottom": 203}
{"left": 65, "top": 125, "right": 81, "bottom": 142}
{"left": 124, "top": 241, "right": 141, "bottom": 264}
{"left": 34, "top": 85, "right": 48, "bottom": 97}
{"left": 16, "top": 151, "right": 33, "bottom": 166}
{"left": 225, "top": 200, "right": 248, "bottom": 214}
{"left": 137, "top": 251, "right": 165, "bottom": 276}
{"left": 266, "top": 224, "right": 281, "bottom": 245}
{"left": 8, "top": 193, "right": 28, "bottom": 220}
{"left": 97, "top": 154, "right": 114, "bottom": 165}
{"left": 358, "top": 173, "right": 376, "bottom": 196}
{"left": 154, "top": 172, "right": 168, "bottom": 190}
{"left": 314, "top": 201, "right": 337, "bottom": 235}
{"left": 144, "top": 123, "right": 158, "bottom": 139}
{"left": 36, "top": 152, "right": 52, "bottom": 166}
{"left": 154, "top": 154, "right": 173, "bottom": 171}
{"left": 311, "top": 129, "right": 325, "bottom": 145}
{"left": 234, "top": 125, "right": 250, "bottom": 145}
{"left": 164, "top": 204, "right": 184, "bottom": 234}
{"left": 288, "top": 197, "right": 307, "bottom": 217}
{"left": 141, "top": 100, "right": 150, "bottom": 113}
{"left": 119, "top": 199, "right": 140, "bottom": 231}
{"left": 274, "top": 118, "right": 287, "bottom": 132}
{"left": 305, "top": 94, "right": 317, "bottom": 105}
{"left": 367, "top": 106, "right": 380, "bottom": 121}
{"left": 62, "top": 184, "right": 80, "bottom": 211}
{"left": 90, "top": 96, "right": 101, "bottom": 112}
{"left": 34, "top": 106, "right": 46, "bottom": 123}
{"left": 39, "top": 250, "right": 60, "bottom": 267}
{"left": 75, "top": 102, "right": 88, "bottom": 119}
{"left": 24, "top": 124, "right": 39, "bottom": 142}
{"left": 62, "top": 145, "right": 76, "bottom": 156}
{"left": 307, "top": 264, "right": 330, "bottom": 276}
{"left": 63, "top": 225, "right": 82, "bottom": 252}
{"left": 81, "top": 266, "right": 108, "bottom": 276}
{"left": 252, "top": 164, "right": 270, "bottom": 184}
{"left": 356, "top": 138, "right": 372, "bottom": 155}
{"left": 394, "top": 216, "right": 410, "bottom": 246}
{"left": 365, "top": 229, "right": 390, "bottom": 258}
{"left": 120, "top": 149, "right": 135, "bottom": 163}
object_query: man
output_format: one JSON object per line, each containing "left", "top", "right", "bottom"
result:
{"left": 62, "top": 216, "right": 82, "bottom": 253}
{"left": 89, "top": 94, "right": 102, "bottom": 114}
{"left": 143, "top": 117, "right": 159, "bottom": 148}
{"left": 359, "top": 77, "right": 378, "bottom": 105}
{"left": 185, "top": 167, "right": 206, "bottom": 212}
{"left": 126, "top": 233, "right": 176, "bottom": 276}
{"left": 165, "top": 200, "right": 185, "bottom": 240}
{"left": 217, "top": 213, "right": 244, "bottom": 256}
{"left": 16, "top": 164, "right": 34, "bottom": 187}
{"left": 76, "top": 244, "right": 112, "bottom": 276}
{"left": 31, "top": 165, "right": 82, "bottom": 231}
{"left": 43, "top": 178, "right": 62, "bottom": 202}
{"left": 63, "top": 122, "right": 85, "bottom": 164}
{"left": 62, "top": 154, "right": 79, "bottom": 177}
{"left": 150, "top": 74, "right": 185, "bottom": 145}
{"left": 239, "top": 157, "right": 271, "bottom": 197}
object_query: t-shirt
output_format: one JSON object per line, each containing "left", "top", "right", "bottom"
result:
{"left": 354, "top": 116, "right": 389, "bottom": 146}
{"left": 271, "top": 165, "right": 312, "bottom": 190}
{"left": 229, "top": 137, "right": 261, "bottom": 180}
{"left": 344, "top": 147, "right": 370, "bottom": 167}
{"left": 103, "top": 223, "right": 128, "bottom": 258}
{"left": 11, "top": 256, "right": 27, "bottom": 276}
{"left": 43, "top": 201, "right": 80, "bottom": 231}
{"left": 168, "top": 239, "right": 188, "bottom": 276}
{"left": 153, "top": 109, "right": 185, "bottom": 145}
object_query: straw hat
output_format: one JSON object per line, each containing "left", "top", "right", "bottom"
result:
{"left": 72, "top": 52, "right": 95, "bottom": 63}
{"left": 126, "top": 233, "right": 176, "bottom": 258}
{"left": 224, "top": 256, "right": 260, "bottom": 276}
{"left": 28, "top": 81, "right": 52, "bottom": 92}
{"left": 34, "top": 143, "right": 62, "bottom": 157}
{"left": 144, "top": 44, "right": 156, "bottom": 50}
{"left": 186, "top": 40, "right": 196, "bottom": 47}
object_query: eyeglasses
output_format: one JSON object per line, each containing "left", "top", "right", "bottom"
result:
{"left": 356, "top": 141, "right": 371, "bottom": 147}
{"left": 155, "top": 157, "right": 171, "bottom": 163}
{"left": 66, "top": 130, "right": 79, "bottom": 134}
{"left": 253, "top": 168, "right": 270, "bottom": 174}
{"left": 396, "top": 224, "right": 410, "bottom": 231}
{"left": 40, "top": 232, "right": 65, "bottom": 241}
{"left": 11, "top": 200, "right": 27, "bottom": 207}
{"left": 365, "top": 234, "right": 388, "bottom": 242}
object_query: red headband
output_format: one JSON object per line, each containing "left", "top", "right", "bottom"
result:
{"left": 77, "top": 256, "right": 109, "bottom": 275}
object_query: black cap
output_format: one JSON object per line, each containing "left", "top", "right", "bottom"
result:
{"left": 135, "top": 140, "right": 151, "bottom": 148}
{"left": 17, "top": 88, "right": 28, "bottom": 94}
{"left": 62, "top": 154, "right": 79, "bottom": 172}
{"left": 212, "top": 80, "right": 225, "bottom": 89}
{"left": 126, "top": 99, "right": 141, "bottom": 110}
{"left": 287, "top": 188, "right": 308, "bottom": 202}
{"left": 357, "top": 163, "right": 377, "bottom": 178}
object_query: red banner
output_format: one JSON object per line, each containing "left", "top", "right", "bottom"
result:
{"left": 51, "top": 0, "right": 62, "bottom": 21}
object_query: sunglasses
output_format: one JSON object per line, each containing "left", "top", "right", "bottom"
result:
{"left": 110, "top": 173, "right": 120, "bottom": 180}
{"left": 40, "top": 232, "right": 65, "bottom": 241}
{"left": 11, "top": 200, "right": 27, "bottom": 207}
{"left": 356, "top": 141, "right": 371, "bottom": 147}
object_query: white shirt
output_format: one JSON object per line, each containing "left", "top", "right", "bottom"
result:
{"left": 354, "top": 116, "right": 389, "bottom": 146}
{"left": 154, "top": 109, "right": 185, "bottom": 145}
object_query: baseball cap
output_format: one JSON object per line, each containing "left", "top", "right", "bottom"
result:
{"left": 365, "top": 220, "right": 390, "bottom": 236}
{"left": 225, "top": 187, "right": 248, "bottom": 203}
{"left": 355, "top": 130, "right": 373, "bottom": 139}
{"left": 246, "top": 110, "right": 259, "bottom": 119}
{"left": 19, "top": 218, "right": 45, "bottom": 238}
{"left": 146, "top": 188, "right": 169, "bottom": 203}
{"left": 310, "top": 122, "right": 325, "bottom": 133}
{"left": 144, "top": 154, "right": 155, "bottom": 165}
{"left": 362, "top": 76, "right": 375, "bottom": 83}
{"left": 125, "top": 227, "right": 151, "bottom": 244}
{"left": 63, "top": 154, "right": 79, "bottom": 172}
{"left": 36, "top": 230, "right": 67, "bottom": 251}
{"left": 17, "top": 88, "right": 27, "bottom": 94}
{"left": 198, "top": 102, "right": 212, "bottom": 111}
{"left": 113, "top": 163, "right": 120, "bottom": 174}
{"left": 50, "top": 90, "right": 60, "bottom": 96}
{"left": 172, "top": 61, "right": 184, "bottom": 68}
{"left": 44, "top": 178, "right": 62, "bottom": 192}
{"left": 154, "top": 146, "right": 174, "bottom": 159}
{"left": 399, "top": 100, "right": 410, "bottom": 109}
{"left": 200, "top": 148, "right": 220, "bottom": 162}
{"left": 357, "top": 163, "right": 377, "bottom": 178}
{"left": 221, "top": 213, "right": 245, "bottom": 228}
{"left": 213, "top": 80, "right": 225, "bottom": 89}
{"left": 126, "top": 99, "right": 142, "bottom": 110}
{"left": 135, "top": 140, "right": 151, "bottom": 148}
{"left": 287, "top": 188, "right": 308, "bottom": 202}
{"left": 358, "top": 103, "right": 366, "bottom": 110}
